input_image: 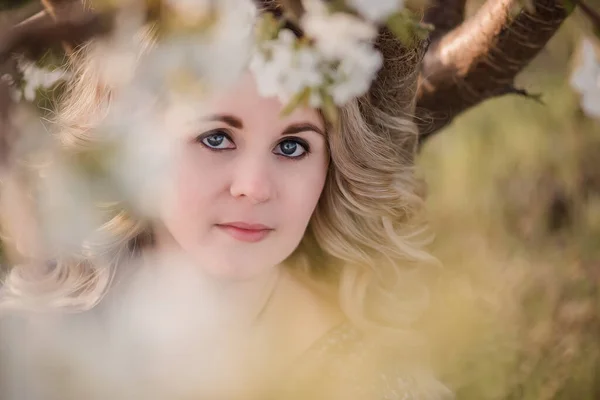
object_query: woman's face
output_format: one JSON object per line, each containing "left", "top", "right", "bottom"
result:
{"left": 157, "top": 72, "right": 329, "bottom": 280}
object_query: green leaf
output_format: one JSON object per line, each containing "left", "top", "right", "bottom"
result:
{"left": 71, "top": 141, "right": 117, "bottom": 180}
{"left": 34, "top": 49, "right": 67, "bottom": 70}
{"left": 326, "top": 0, "right": 350, "bottom": 14}
{"left": 561, "top": 0, "right": 577, "bottom": 14}
{"left": 256, "top": 12, "right": 283, "bottom": 42}
{"left": 0, "top": 0, "right": 35, "bottom": 11}
{"left": 320, "top": 91, "right": 338, "bottom": 126}
{"left": 281, "top": 87, "right": 311, "bottom": 116}
{"left": 385, "top": 11, "right": 424, "bottom": 46}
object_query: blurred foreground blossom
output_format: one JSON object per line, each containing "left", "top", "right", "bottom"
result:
{"left": 92, "top": 92, "right": 177, "bottom": 220}
{"left": 90, "top": 0, "right": 256, "bottom": 94}
{"left": 37, "top": 156, "right": 109, "bottom": 256}
{"left": 80, "top": 0, "right": 257, "bottom": 219}
{"left": 346, "top": 0, "right": 405, "bottom": 22}
{"left": 0, "top": 249, "right": 275, "bottom": 400}
{"left": 140, "top": 0, "right": 257, "bottom": 96}
{"left": 570, "top": 37, "right": 600, "bottom": 120}
{"left": 88, "top": 4, "right": 148, "bottom": 89}
{"left": 250, "top": 0, "right": 383, "bottom": 117}
{"left": 12, "top": 60, "right": 70, "bottom": 102}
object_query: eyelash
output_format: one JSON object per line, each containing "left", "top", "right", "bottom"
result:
{"left": 195, "top": 129, "right": 311, "bottom": 160}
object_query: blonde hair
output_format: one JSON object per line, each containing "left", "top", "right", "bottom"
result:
{"left": 0, "top": 23, "right": 438, "bottom": 338}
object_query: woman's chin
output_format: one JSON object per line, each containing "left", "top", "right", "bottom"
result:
{"left": 194, "top": 258, "right": 277, "bottom": 282}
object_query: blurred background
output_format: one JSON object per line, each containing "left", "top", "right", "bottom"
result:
{"left": 419, "top": 4, "right": 600, "bottom": 399}
{"left": 1, "top": 0, "right": 600, "bottom": 399}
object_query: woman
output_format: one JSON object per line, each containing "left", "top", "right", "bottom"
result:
{"left": 0, "top": 1, "right": 453, "bottom": 399}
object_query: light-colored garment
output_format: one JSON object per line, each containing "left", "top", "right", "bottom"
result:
{"left": 272, "top": 321, "right": 455, "bottom": 400}
{"left": 0, "top": 312, "right": 453, "bottom": 400}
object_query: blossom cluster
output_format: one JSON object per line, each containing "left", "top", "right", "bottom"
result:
{"left": 570, "top": 37, "right": 600, "bottom": 120}
{"left": 68, "top": 0, "right": 258, "bottom": 220}
{"left": 10, "top": 0, "right": 411, "bottom": 119}
{"left": 10, "top": 59, "right": 70, "bottom": 103}
{"left": 250, "top": 0, "right": 407, "bottom": 119}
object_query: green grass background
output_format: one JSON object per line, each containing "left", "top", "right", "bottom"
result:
{"left": 418, "top": 11, "right": 600, "bottom": 399}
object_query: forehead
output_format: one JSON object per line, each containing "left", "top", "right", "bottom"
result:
{"left": 202, "top": 72, "right": 323, "bottom": 128}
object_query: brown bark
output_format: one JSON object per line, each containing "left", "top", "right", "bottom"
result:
{"left": 416, "top": 0, "right": 573, "bottom": 144}
{"left": 0, "top": 5, "right": 112, "bottom": 64}
{"left": 0, "top": 1, "right": 111, "bottom": 169}
{"left": 423, "top": 0, "right": 467, "bottom": 40}
{"left": 39, "top": 0, "right": 82, "bottom": 53}
{"left": 576, "top": 0, "right": 600, "bottom": 29}
{"left": 0, "top": 64, "right": 16, "bottom": 166}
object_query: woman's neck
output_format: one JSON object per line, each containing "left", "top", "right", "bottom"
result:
{"left": 144, "top": 223, "right": 284, "bottom": 328}
{"left": 139, "top": 246, "right": 282, "bottom": 329}
{"left": 136, "top": 243, "right": 343, "bottom": 348}
{"left": 112, "top": 246, "right": 344, "bottom": 399}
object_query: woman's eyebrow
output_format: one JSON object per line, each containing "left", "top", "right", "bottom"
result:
{"left": 282, "top": 123, "right": 325, "bottom": 137}
{"left": 204, "top": 114, "right": 244, "bottom": 129}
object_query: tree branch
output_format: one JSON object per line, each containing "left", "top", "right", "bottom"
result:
{"left": 0, "top": 65, "right": 16, "bottom": 166}
{"left": 575, "top": 0, "right": 600, "bottom": 31}
{"left": 0, "top": 6, "right": 112, "bottom": 64}
{"left": 416, "top": 0, "right": 573, "bottom": 144}
{"left": 423, "top": 0, "right": 467, "bottom": 41}
{"left": 40, "top": 0, "right": 81, "bottom": 53}
{"left": 0, "top": 2, "right": 112, "bottom": 169}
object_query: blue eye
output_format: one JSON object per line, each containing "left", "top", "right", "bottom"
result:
{"left": 274, "top": 139, "right": 309, "bottom": 159}
{"left": 198, "top": 130, "right": 235, "bottom": 150}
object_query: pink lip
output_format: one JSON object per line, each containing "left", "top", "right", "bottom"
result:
{"left": 216, "top": 222, "right": 273, "bottom": 243}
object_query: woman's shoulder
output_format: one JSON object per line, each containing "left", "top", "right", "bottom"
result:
{"left": 275, "top": 321, "right": 454, "bottom": 400}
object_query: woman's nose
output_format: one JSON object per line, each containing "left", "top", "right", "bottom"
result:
{"left": 229, "top": 156, "right": 274, "bottom": 204}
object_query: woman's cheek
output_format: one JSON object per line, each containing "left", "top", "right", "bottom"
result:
{"left": 163, "top": 153, "right": 207, "bottom": 218}
{"left": 281, "top": 158, "right": 328, "bottom": 216}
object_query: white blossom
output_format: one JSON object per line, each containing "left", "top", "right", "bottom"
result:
{"left": 249, "top": 29, "right": 323, "bottom": 106}
{"left": 328, "top": 42, "right": 383, "bottom": 105}
{"left": 88, "top": 4, "right": 148, "bottom": 89}
{"left": 36, "top": 156, "right": 107, "bottom": 256}
{"left": 346, "top": 0, "right": 404, "bottom": 22}
{"left": 570, "top": 38, "right": 600, "bottom": 120}
{"left": 90, "top": 0, "right": 256, "bottom": 96}
{"left": 93, "top": 88, "right": 178, "bottom": 220}
{"left": 0, "top": 250, "right": 278, "bottom": 399}
{"left": 139, "top": 0, "right": 257, "bottom": 97}
{"left": 16, "top": 61, "right": 70, "bottom": 102}
{"left": 301, "top": 3, "right": 378, "bottom": 59}
{"left": 250, "top": 1, "right": 383, "bottom": 108}
{"left": 301, "top": 2, "right": 382, "bottom": 106}
{"left": 78, "top": 0, "right": 257, "bottom": 220}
